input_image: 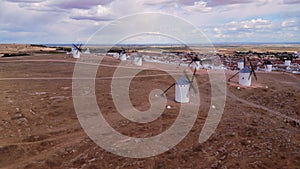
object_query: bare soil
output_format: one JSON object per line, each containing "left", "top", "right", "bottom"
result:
{"left": 0, "top": 44, "right": 56, "bottom": 55}
{"left": 0, "top": 53, "right": 299, "bottom": 169}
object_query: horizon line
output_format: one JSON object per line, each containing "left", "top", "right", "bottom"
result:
{"left": 1, "top": 42, "right": 300, "bottom": 46}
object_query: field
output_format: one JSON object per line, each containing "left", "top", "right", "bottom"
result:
{"left": 0, "top": 45, "right": 299, "bottom": 168}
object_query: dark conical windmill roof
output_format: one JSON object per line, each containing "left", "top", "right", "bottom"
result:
{"left": 240, "top": 66, "right": 251, "bottom": 73}
{"left": 265, "top": 60, "right": 272, "bottom": 65}
{"left": 176, "top": 76, "right": 190, "bottom": 85}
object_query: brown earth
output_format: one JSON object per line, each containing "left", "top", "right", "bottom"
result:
{"left": 214, "top": 44, "right": 300, "bottom": 54}
{"left": 0, "top": 53, "right": 299, "bottom": 169}
{"left": 0, "top": 44, "right": 56, "bottom": 56}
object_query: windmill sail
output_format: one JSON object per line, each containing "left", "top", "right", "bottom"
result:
{"left": 71, "top": 44, "right": 82, "bottom": 58}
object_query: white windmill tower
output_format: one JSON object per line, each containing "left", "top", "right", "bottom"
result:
{"left": 237, "top": 59, "right": 245, "bottom": 70}
{"left": 175, "top": 76, "right": 191, "bottom": 103}
{"left": 284, "top": 59, "right": 291, "bottom": 66}
{"left": 71, "top": 44, "right": 82, "bottom": 59}
{"left": 228, "top": 57, "right": 258, "bottom": 87}
{"left": 133, "top": 53, "right": 143, "bottom": 66}
{"left": 239, "top": 66, "right": 252, "bottom": 86}
{"left": 161, "top": 68, "right": 197, "bottom": 103}
{"left": 83, "top": 48, "right": 91, "bottom": 54}
{"left": 192, "top": 61, "right": 201, "bottom": 70}
{"left": 113, "top": 53, "right": 120, "bottom": 59}
{"left": 188, "top": 56, "right": 203, "bottom": 70}
{"left": 284, "top": 58, "right": 292, "bottom": 70}
{"left": 119, "top": 48, "right": 127, "bottom": 61}
{"left": 263, "top": 60, "right": 273, "bottom": 72}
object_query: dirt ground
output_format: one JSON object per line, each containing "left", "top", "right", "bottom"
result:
{"left": 0, "top": 44, "right": 56, "bottom": 55}
{"left": 0, "top": 53, "right": 299, "bottom": 169}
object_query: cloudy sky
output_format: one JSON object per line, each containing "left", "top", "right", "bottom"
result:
{"left": 0, "top": 0, "right": 299, "bottom": 44}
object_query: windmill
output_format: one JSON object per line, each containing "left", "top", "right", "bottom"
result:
{"left": 262, "top": 59, "right": 273, "bottom": 72}
{"left": 71, "top": 43, "right": 82, "bottom": 58}
{"left": 284, "top": 59, "right": 291, "bottom": 69}
{"left": 119, "top": 47, "right": 127, "bottom": 61}
{"left": 237, "top": 58, "right": 245, "bottom": 70}
{"left": 133, "top": 53, "right": 143, "bottom": 66}
{"left": 83, "top": 48, "right": 91, "bottom": 54}
{"left": 188, "top": 55, "right": 203, "bottom": 70}
{"left": 228, "top": 56, "right": 257, "bottom": 86}
{"left": 113, "top": 53, "right": 120, "bottom": 59}
{"left": 161, "top": 68, "right": 197, "bottom": 103}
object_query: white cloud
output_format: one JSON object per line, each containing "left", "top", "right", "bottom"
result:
{"left": 281, "top": 19, "right": 299, "bottom": 31}
{"left": 50, "top": 0, "right": 112, "bottom": 10}
{"left": 214, "top": 27, "right": 221, "bottom": 33}
{"left": 184, "top": 1, "right": 212, "bottom": 13}
{"left": 282, "top": 19, "right": 297, "bottom": 27}
{"left": 1, "top": 0, "right": 300, "bottom": 43}
{"left": 206, "top": 0, "right": 254, "bottom": 7}
{"left": 17, "top": 1, "right": 64, "bottom": 12}
{"left": 70, "top": 5, "right": 114, "bottom": 21}
{"left": 204, "top": 18, "right": 275, "bottom": 41}
{"left": 143, "top": 0, "right": 175, "bottom": 6}
{"left": 220, "top": 18, "right": 273, "bottom": 33}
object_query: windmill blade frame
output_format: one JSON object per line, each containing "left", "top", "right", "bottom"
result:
{"left": 252, "top": 70, "right": 258, "bottom": 81}
{"left": 190, "top": 68, "right": 197, "bottom": 83}
{"left": 161, "top": 83, "right": 175, "bottom": 96}
{"left": 72, "top": 43, "right": 83, "bottom": 53}
{"left": 189, "top": 80, "right": 197, "bottom": 95}
{"left": 248, "top": 70, "right": 253, "bottom": 80}
{"left": 188, "top": 56, "right": 201, "bottom": 66}
{"left": 184, "top": 69, "right": 197, "bottom": 94}
{"left": 228, "top": 71, "right": 239, "bottom": 82}
{"left": 184, "top": 69, "right": 191, "bottom": 81}
{"left": 249, "top": 60, "right": 258, "bottom": 81}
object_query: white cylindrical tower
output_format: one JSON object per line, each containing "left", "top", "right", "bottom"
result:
{"left": 113, "top": 53, "right": 119, "bottom": 58}
{"left": 175, "top": 77, "right": 190, "bottom": 103}
{"left": 72, "top": 51, "right": 81, "bottom": 58}
{"left": 134, "top": 55, "right": 142, "bottom": 66}
{"left": 239, "top": 67, "right": 252, "bottom": 86}
{"left": 237, "top": 59, "right": 244, "bottom": 70}
{"left": 265, "top": 64, "right": 272, "bottom": 72}
{"left": 194, "top": 61, "right": 201, "bottom": 70}
{"left": 84, "top": 48, "right": 91, "bottom": 54}
{"left": 119, "top": 54, "right": 127, "bottom": 61}
{"left": 284, "top": 60, "right": 291, "bottom": 66}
